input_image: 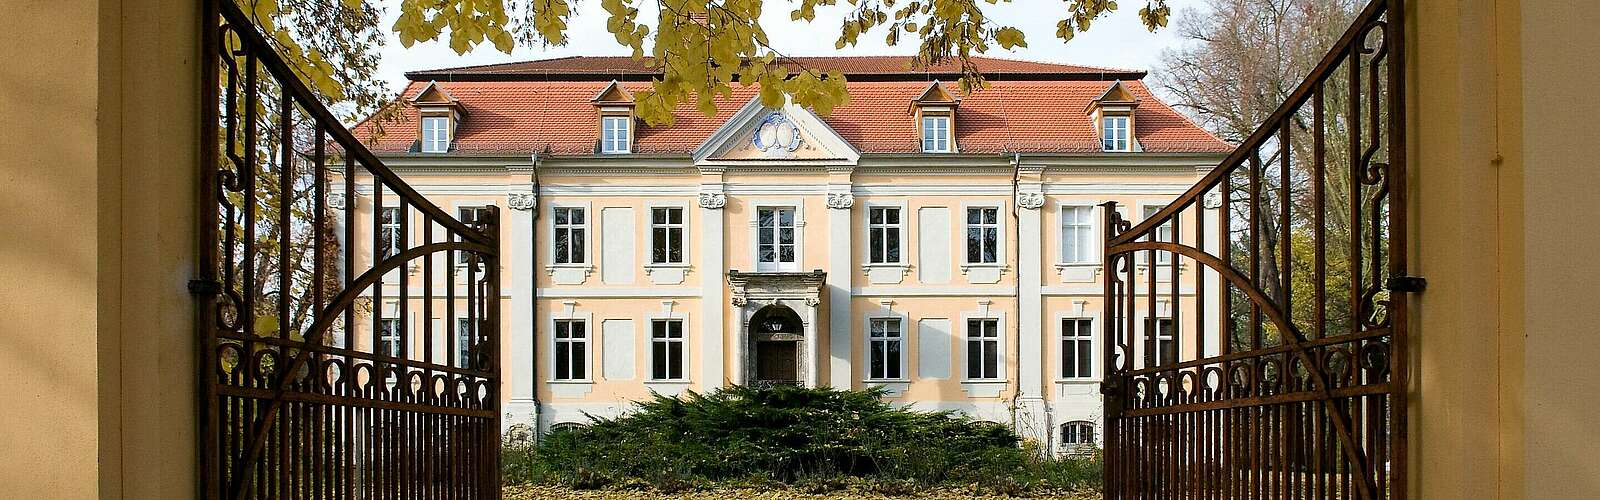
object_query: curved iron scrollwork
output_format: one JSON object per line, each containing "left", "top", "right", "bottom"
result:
{"left": 197, "top": 1, "right": 502, "bottom": 498}
{"left": 1100, "top": 1, "right": 1408, "bottom": 499}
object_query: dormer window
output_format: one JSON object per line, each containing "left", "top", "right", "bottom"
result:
{"left": 601, "top": 115, "right": 631, "bottom": 154}
{"left": 409, "top": 80, "right": 464, "bottom": 154}
{"left": 421, "top": 115, "right": 450, "bottom": 153}
{"left": 913, "top": 80, "right": 959, "bottom": 154}
{"left": 591, "top": 80, "right": 636, "bottom": 155}
{"left": 1102, "top": 115, "right": 1129, "bottom": 152}
{"left": 1088, "top": 80, "right": 1140, "bottom": 153}
{"left": 922, "top": 115, "right": 951, "bottom": 153}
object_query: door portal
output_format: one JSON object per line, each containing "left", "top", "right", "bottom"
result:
{"left": 755, "top": 340, "right": 799, "bottom": 383}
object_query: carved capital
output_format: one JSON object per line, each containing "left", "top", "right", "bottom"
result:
{"left": 805, "top": 296, "right": 821, "bottom": 307}
{"left": 326, "top": 192, "right": 347, "bottom": 210}
{"left": 825, "top": 192, "right": 854, "bottom": 210}
{"left": 1202, "top": 192, "right": 1223, "bottom": 209}
{"left": 507, "top": 192, "right": 537, "bottom": 211}
{"left": 730, "top": 292, "right": 748, "bottom": 307}
{"left": 1016, "top": 191, "right": 1045, "bottom": 210}
{"left": 698, "top": 191, "right": 727, "bottom": 209}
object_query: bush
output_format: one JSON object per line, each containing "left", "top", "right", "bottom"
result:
{"left": 504, "top": 385, "right": 1101, "bottom": 495}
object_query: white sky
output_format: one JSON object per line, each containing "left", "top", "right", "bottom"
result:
{"left": 375, "top": 0, "right": 1210, "bottom": 97}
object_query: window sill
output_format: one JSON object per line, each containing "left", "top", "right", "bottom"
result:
{"left": 545, "top": 264, "right": 594, "bottom": 285}
{"left": 643, "top": 264, "right": 690, "bottom": 285}
{"left": 546, "top": 379, "right": 593, "bottom": 399}
{"left": 959, "top": 380, "right": 1007, "bottom": 398}
{"left": 1054, "top": 263, "right": 1102, "bottom": 283}
{"left": 959, "top": 264, "right": 1007, "bottom": 285}
{"left": 860, "top": 263, "right": 910, "bottom": 285}
{"left": 863, "top": 379, "right": 910, "bottom": 397}
{"left": 1054, "top": 378, "right": 1102, "bottom": 384}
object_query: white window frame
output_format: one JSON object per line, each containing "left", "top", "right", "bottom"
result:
{"left": 960, "top": 310, "right": 1007, "bottom": 382}
{"left": 421, "top": 115, "right": 450, "bottom": 153}
{"left": 644, "top": 308, "right": 692, "bottom": 390}
{"left": 1059, "top": 317, "right": 1095, "bottom": 380}
{"left": 921, "top": 114, "right": 952, "bottom": 153}
{"left": 1139, "top": 203, "right": 1175, "bottom": 265}
{"left": 648, "top": 318, "right": 687, "bottom": 381}
{"left": 864, "top": 314, "right": 908, "bottom": 382}
{"left": 1101, "top": 114, "right": 1130, "bottom": 152}
{"left": 550, "top": 316, "right": 592, "bottom": 382}
{"left": 548, "top": 202, "right": 591, "bottom": 267}
{"left": 455, "top": 204, "right": 493, "bottom": 265}
{"left": 961, "top": 203, "right": 1005, "bottom": 266}
{"left": 648, "top": 204, "right": 688, "bottom": 265}
{"left": 601, "top": 115, "right": 631, "bottom": 154}
{"left": 378, "top": 205, "right": 404, "bottom": 259}
{"left": 1061, "top": 421, "right": 1097, "bottom": 448}
{"left": 378, "top": 317, "right": 402, "bottom": 358}
{"left": 1141, "top": 316, "right": 1178, "bottom": 369}
{"left": 865, "top": 204, "right": 905, "bottom": 265}
{"left": 1058, "top": 204, "right": 1098, "bottom": 265}
{"left": 455, "top": 317, "right": 474, "bottom": 368}
{"left": 750, "top": 200, "right": 804, "bottom": 272}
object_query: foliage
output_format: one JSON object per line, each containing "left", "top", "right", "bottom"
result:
{"left": 231, "top": 0, "right": 390, "bottom": 120}
{"left": 502, "top": 385, "right": 1102, "bottom": 495}
{"left": 388, "top": 0, "right": 1173, "bottom": 125}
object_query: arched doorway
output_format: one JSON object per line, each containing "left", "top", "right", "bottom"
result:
{"left": 747, "top": 304, "right": 804, "bottom": 384}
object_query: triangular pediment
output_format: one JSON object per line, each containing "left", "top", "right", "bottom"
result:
{"left": 590, "top": 80, "right": 634, "bottom": 105}
{"left": 1091, "top": 80, "right": 1139, "bottom": 106}
{"left": 914, "top": 80, "right": 958, "bottom": 105}
{"left": 410, "top": 81, "right": 460, "bottom": 105}
{"left": 693, "top": 97, "right": 860, "bottom": 166}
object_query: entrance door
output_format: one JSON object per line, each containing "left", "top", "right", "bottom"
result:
{"left": 755, "top": 340, "right": 798, "bottom": 383}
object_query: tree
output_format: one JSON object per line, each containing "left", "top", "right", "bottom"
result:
{"left": 1152, "top": 0, "right": 1369, "bottom": 345}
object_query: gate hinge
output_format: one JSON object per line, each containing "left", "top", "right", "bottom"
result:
{"left": 188, "top": 279, "right": 221, "bottom": 296}
{"left": 1386, "top": 276, "right": 1427, "bottom": 293}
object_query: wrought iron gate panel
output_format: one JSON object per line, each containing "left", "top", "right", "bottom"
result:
{"left": 1100, "top": 0, "right": 1408, "bottom": 498}
{"left": 197, "top": 1, "right": 501, "bottom": 498}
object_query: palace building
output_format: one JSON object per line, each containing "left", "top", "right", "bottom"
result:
{"left": 349, "top": 56, "right": 1230, "bottom": 454}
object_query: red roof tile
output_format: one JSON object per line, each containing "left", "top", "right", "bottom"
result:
{"left": 406, "top": 55, "right": 1144, "bottom": 81}
{"left": 357, "top": 58, "right": 1230, "bottom": 156}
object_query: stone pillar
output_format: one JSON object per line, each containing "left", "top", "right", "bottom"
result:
{"left": 698, "top": 182, "right": 727, "bottom": 390}
{"left": 1015, "top": 175, "right": 1050, "bottom": 447}
{"left": 825, "top": 178, "right": 854, "bottom": 388}
{"left": 805, "top": 295, "right": 821, "bottom": 388}
{"left": 504, "top": 188, "right": 537, "bottom": 428}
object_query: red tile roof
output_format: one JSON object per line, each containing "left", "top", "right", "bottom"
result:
{"left": 406, "top": 55, "right": 1145, "bottom": 81}
{"left": 356, "top": 57, "right": 1231, "bottom": 156}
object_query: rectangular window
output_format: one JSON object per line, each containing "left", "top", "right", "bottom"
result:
{"left": 379, "top": 207, "right": 403, "bottom": 259}
{"left": 867, "top": 206, "right": 902, "bottom": 264}
{"left": 651, "top": 207, "right": 685, "bottom": 264}
{"left": 601, "top": 115, "right": 631, "bottom": 154}
{"left": 1061, "top": 206, "right": 1095, "bottom": 264}
{"left": 868, "top": 318, "right": 904, "bottom": 380}
{"left": 1061, "top": 318, "right": 1093, "bottom": 379}
{"left": 378, "top": 318, "right": 401, "bottom": 358}
{"left": 553, "top": 319, "right": 588, "bottom": 380}
{"left": 456, "top": 318, "right": 473, "bottom": 368}
{"left": 1143, "top": 318, "right": 1177, "bottom": 368}
{"left": 1142, "top": 205, "right": 1174, "bottom": 265}
{"left": 756, "top": 207, "right": 797, "bottom": 271}
{"left": 457, "top": 206, "right": 492, "bottom": 264}
{"left": 922, "top": 115, "right": 951, "bottom": 152}
{"left": 650, "top": 319, "right": 685, "bottom": 380}
{"left": 421, "top": 116, "right": 450, "bottom": 153}
{"left": 965, "top": 207, "right": 1000, "bottom": 264}
{"left": 966, "top": 318, "right": 1000, "bottom": 380}
{"left": 1102, "top": 115, "right": 1129, "bottom": 152}
{"left": 553, "top": 207, "right": 586, "bottom": 264}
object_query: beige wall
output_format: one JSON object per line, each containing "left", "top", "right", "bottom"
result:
{"left": 0, "top": 0, "right": 198, "bottom": 498}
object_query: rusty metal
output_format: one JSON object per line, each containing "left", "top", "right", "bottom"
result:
{"left": 1100, "top": 0, "right": 1409, "bottom": 498}
{"left": 198, "top": 1, "right": 501, "bottom": 498}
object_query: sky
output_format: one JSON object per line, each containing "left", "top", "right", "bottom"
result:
{"left": 374, "top": 0, "right": 1212, "bottom": 98}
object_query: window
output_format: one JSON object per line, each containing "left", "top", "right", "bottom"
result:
{"left": 378, "top": 318, "right": 401, "bottom": 358}
{"left": 553, "top": 207, "right": 586, "bottom": 265}
{"left": 1143, "top": 318, "right": 1177, "bottom": 368}
{"left": 1061, "top": 421, "right": 1096, "bottom": 447}
{"left": 1061, "top": 206, "right": 1095, "bottom": 264}
{"left": 650, "top": 207, "right": 685, "bottom": 265}
{"left": 756, "top": 207, "right": 797, "bottom": 271}
{"left": 379, "top": 207, "right": 403, "bottom": 258}
{"left": 867, "top": 207, "right": 902, "bottom": 264}
{"left": 868, "top": 318, "right": 904, "bottom": 380}
{"left": 1061, "top": 318, "right": 1093, "bottom": 379}
{"left": 456, "top": 318, "right": 474, "bottom": 368}
{"left": 457, "top": 206, "right": 492, "bottom": 264}
{"left": 601, "top": 115, "right": 630, "bottom": 154}
{"left": 553, "top": 319, "right": 588, "bottom": 380}
{"left": 965, "top": 207, "right": 1000, "bottom": 264}
{"left": 1102, "top": 115, "right": 1129, "bottom": 152}
{"left": 966, "top": 318, "right": 1000, "bottom": 380}
{"left": 650, "top": 319, "right": 685, "bottom": 380}
{"left": 1142, "top": 205, "right": 1174, "bottom": 265}
{"left": 421, "top": 116, "right": 450, "bottom": 153}
{"left": 922, "top": 115, "right": 951, "bottom": 152}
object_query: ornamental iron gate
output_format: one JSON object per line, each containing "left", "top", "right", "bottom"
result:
{"left": 1100, "top": 0, "right": 1411, "bottom": 498}
{"left": 196, "top": 1, "right": 501, "bottom": 498}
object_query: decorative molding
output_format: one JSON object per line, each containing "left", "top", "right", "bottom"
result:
{"left": 326, "top": 192, "right": 347, "bottom": 210}
{"left": 697, "top": 191, "right": 727, "bottom": 209}
{"left": 507, "top": 192, "right": 537, "bottom": 210}
{"left": 536, "top": 287, "right": 698, "bottom": 298}
{"left": 1202, "top": 191, "right": 1223, "bottom": 209}
{"left": 1016, "top": 191, "right": 1046, "bottom": 210}
{"left": 805, "top": 296, "right": 821, "bottom": 307}
{"left": 825, "top": 192, "right": 855, "bottom": 209}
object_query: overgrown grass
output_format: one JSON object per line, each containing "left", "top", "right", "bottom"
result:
{"left": 503, "top": 385, "right": 1102, "bottom": 496}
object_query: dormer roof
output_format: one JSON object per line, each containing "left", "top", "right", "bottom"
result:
{"left": 1086, "top": 80, "right": 1140, "bottom": 113}
{"left": 409, "top": 80, "right": 465, "bottom": 116}
{"left": 912, "top": 80, "right": 959, "bottom": 106}
{"left": 590, "top": 80, "right": 635, "bottom": 106}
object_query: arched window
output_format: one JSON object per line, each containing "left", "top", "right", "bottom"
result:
{"left": 1061, "top": 421, "right": 1096, "bottom": 448}
{"left": 748, "top": 305, "right": 803, "bottom": 335}
{"left": 549, "top": 422, "right": 587, "bottom": 434}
